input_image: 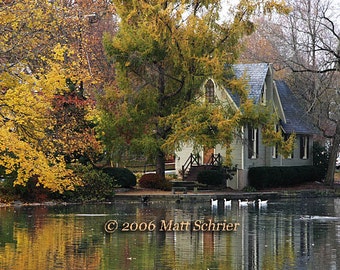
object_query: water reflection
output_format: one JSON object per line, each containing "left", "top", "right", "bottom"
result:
{"left": 0, "top": 198, "right": 340, "bottom": 269}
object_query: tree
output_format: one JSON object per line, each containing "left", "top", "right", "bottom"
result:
{"left": 0, "top": 0, "right": 96, "bottom": 192}
{"left": 54, "top": 0, "right": 117, "bottom": 92}
{"left": 50, "top": 79, "right": 102, "bottom": 165}
{"left": 100, "top": 0, "right": 290, "bottom": 179}
{"left": 240, "top": 0, "right": 339, "bottom": 185}
{"left": 0, "top": 46, "right": 82, "bottom": 192}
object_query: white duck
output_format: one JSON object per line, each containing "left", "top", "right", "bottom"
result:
{"left": 211, "top": 199, "right": 218, "bottom": 207}
{"left": 258, "top": 199, "right": 268, "bottom": 206}
{"left": 238, "top": 199, "right": 248, "bottom": 207}
{"left": 224, "top": 199, "right": 232, "bottom": 207}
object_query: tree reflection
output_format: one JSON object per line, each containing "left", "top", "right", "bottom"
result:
{"left": 0, "top": 199, "right": 339, "bottom": 269}
{"left": 0, "top": 207, "right": 102, "bottom": 270}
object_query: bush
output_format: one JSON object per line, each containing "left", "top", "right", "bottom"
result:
{"left": 0, "top": 166, "right": 51, "bottom": 202}
{"left": 139, "top": 173, "right": 171, "bottom": 190}
{"left": 18, "top": 176, "right": 51, "bottom": 202}
{"left": 102, "top": 167, "right": 136, "bottom": 188}
{"left": 197, "top": 169, "right": 225, "bottom": 186}
{"left": 58, "top": 164, "right": 117, "bottom": 202}
{"left": 248, "top": 166, "right": 324, "bottom": 189}
{"left": 0, "top": 176, "right": 51, "bottom": 202}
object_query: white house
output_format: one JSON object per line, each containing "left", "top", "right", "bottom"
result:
{"left": 175, "top": 63, "right": 319, "bottom": 190}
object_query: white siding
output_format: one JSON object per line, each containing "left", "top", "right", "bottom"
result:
{"left": 175, "top": 144, "right": 195, "bottom": 178}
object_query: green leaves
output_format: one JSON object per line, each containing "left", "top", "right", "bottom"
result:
{"left": 100, "top": 0, "right": 291, "bottom": 173}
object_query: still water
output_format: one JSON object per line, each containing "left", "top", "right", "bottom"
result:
{"left": 0, "top": 197, "right": 340, "bottom": 270}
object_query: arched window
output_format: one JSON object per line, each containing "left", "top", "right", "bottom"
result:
{"left": 205, "top": 79, "right": 215, "bottom": 103}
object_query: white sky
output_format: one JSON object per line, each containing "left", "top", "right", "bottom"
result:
{"left": 220, "top": 0, "right": 340, "bottom": 24}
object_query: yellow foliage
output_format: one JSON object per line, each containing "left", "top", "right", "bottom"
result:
{"left": 0, "top": 128, "right": 79, "bottom": 192}
{"left": 260, "top": 112, "right": 296, "bottom": 158}
{"left": 0, "top": 214, "right": 102, "bottom": 270}
{"left": 0, "top": 46, "right": 84, "bottom": 191}
{"left": 0, "top": 0, "right": 88, "bottom": 192}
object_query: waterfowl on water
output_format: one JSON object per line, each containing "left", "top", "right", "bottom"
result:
{"left": 211, "top": 198, "right": 218, "bottom": 207}
{"left": 224, "top": 199, "right": 232, "bottom": 207}
{"left": 258, "top": 199, "right": 268, "bottom": 206}
{"left": 238, "top": 199, "right": 248, "bottom": 207}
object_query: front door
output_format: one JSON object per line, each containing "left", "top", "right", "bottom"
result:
{"left": 203, "top": 147, "right": 214, "bottom": 164}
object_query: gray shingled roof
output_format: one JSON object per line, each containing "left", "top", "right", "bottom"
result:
{"left": 226, "top": 63, "right": 318, "bottom": 135}
{"left": 276, "top": 80, "right": 318, "bottom": 135}
{"left": 231, "top": 63, "right": 269, "bottom": 105}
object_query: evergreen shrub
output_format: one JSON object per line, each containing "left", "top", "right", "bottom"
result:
{"left": 248, "top": 166, "right": 324, "bottom": 189}
{"left": 102, "top": 167, "right": 136, "bottom": 188}
{"left": 61, "top": 164, "right": 117, "bottom": 202}
{"left": 197, "top": 169, "right": 224, "bottom": 186}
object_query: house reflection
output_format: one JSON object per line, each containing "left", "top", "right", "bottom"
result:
{"left": 155, "top": 199, "right": 340, "bottom": 269}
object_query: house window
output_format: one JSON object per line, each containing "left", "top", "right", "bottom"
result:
{"left": 205, "top": 79, "right": 215, "bottom": 103}
{"left": 248, "top": 126, "right": 258, "bottom": 159}
{"left": 287, "top": 151, "right": 293, "bottom": 159}
{"left": 300, "top": 135, "right": 309, "bottom": 159}
{"left": 272, "top": 144, "right": 278, "bottom": 159}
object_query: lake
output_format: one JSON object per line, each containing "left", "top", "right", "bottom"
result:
{"left": 1, "top": 197, "right": 340, "bottom": 269}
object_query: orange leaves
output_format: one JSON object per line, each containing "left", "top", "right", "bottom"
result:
{"left": 49, "top": 81, "right": 102, "bottom": 164}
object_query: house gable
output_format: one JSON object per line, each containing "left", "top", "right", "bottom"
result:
{"left": 229, "top": 63, "right": 270, "bottom": 105}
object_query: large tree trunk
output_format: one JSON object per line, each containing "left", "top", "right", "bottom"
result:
{"left": 155, "top": 148, "right": 166, "bottom": 180}
{"left": 325, "top": 121, "right": 340, "bottom": 186}
{"left": 155, "top": 64, "right": 167, "bottom": 181}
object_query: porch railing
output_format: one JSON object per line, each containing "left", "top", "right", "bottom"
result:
{"left": 181, "top": 153, "right": 223, "bottom": 178}
{"left": 205, "top": 153, "right": 222, "bottom": 167}
{"left": 181, "top": 153, "right": 200, "bottom": 178}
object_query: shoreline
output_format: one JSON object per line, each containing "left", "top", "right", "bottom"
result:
{"left": 1, "top": 181, "right": 340, "bottom": 207}
{"left": 114, "top": 185, "right": 340, "bottom": 203}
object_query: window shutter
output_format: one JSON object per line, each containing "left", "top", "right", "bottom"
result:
{"left": 255, "top": 129, "right": 259, "bottom": 158}
{"left": 306, "top": 136, "right": 309, "bottom": 159}
{"left": 300, "top": 136, "right": 304, "bottom": 159}
{"left": 248, "top": 126, "right": 253, "bottom": 158}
